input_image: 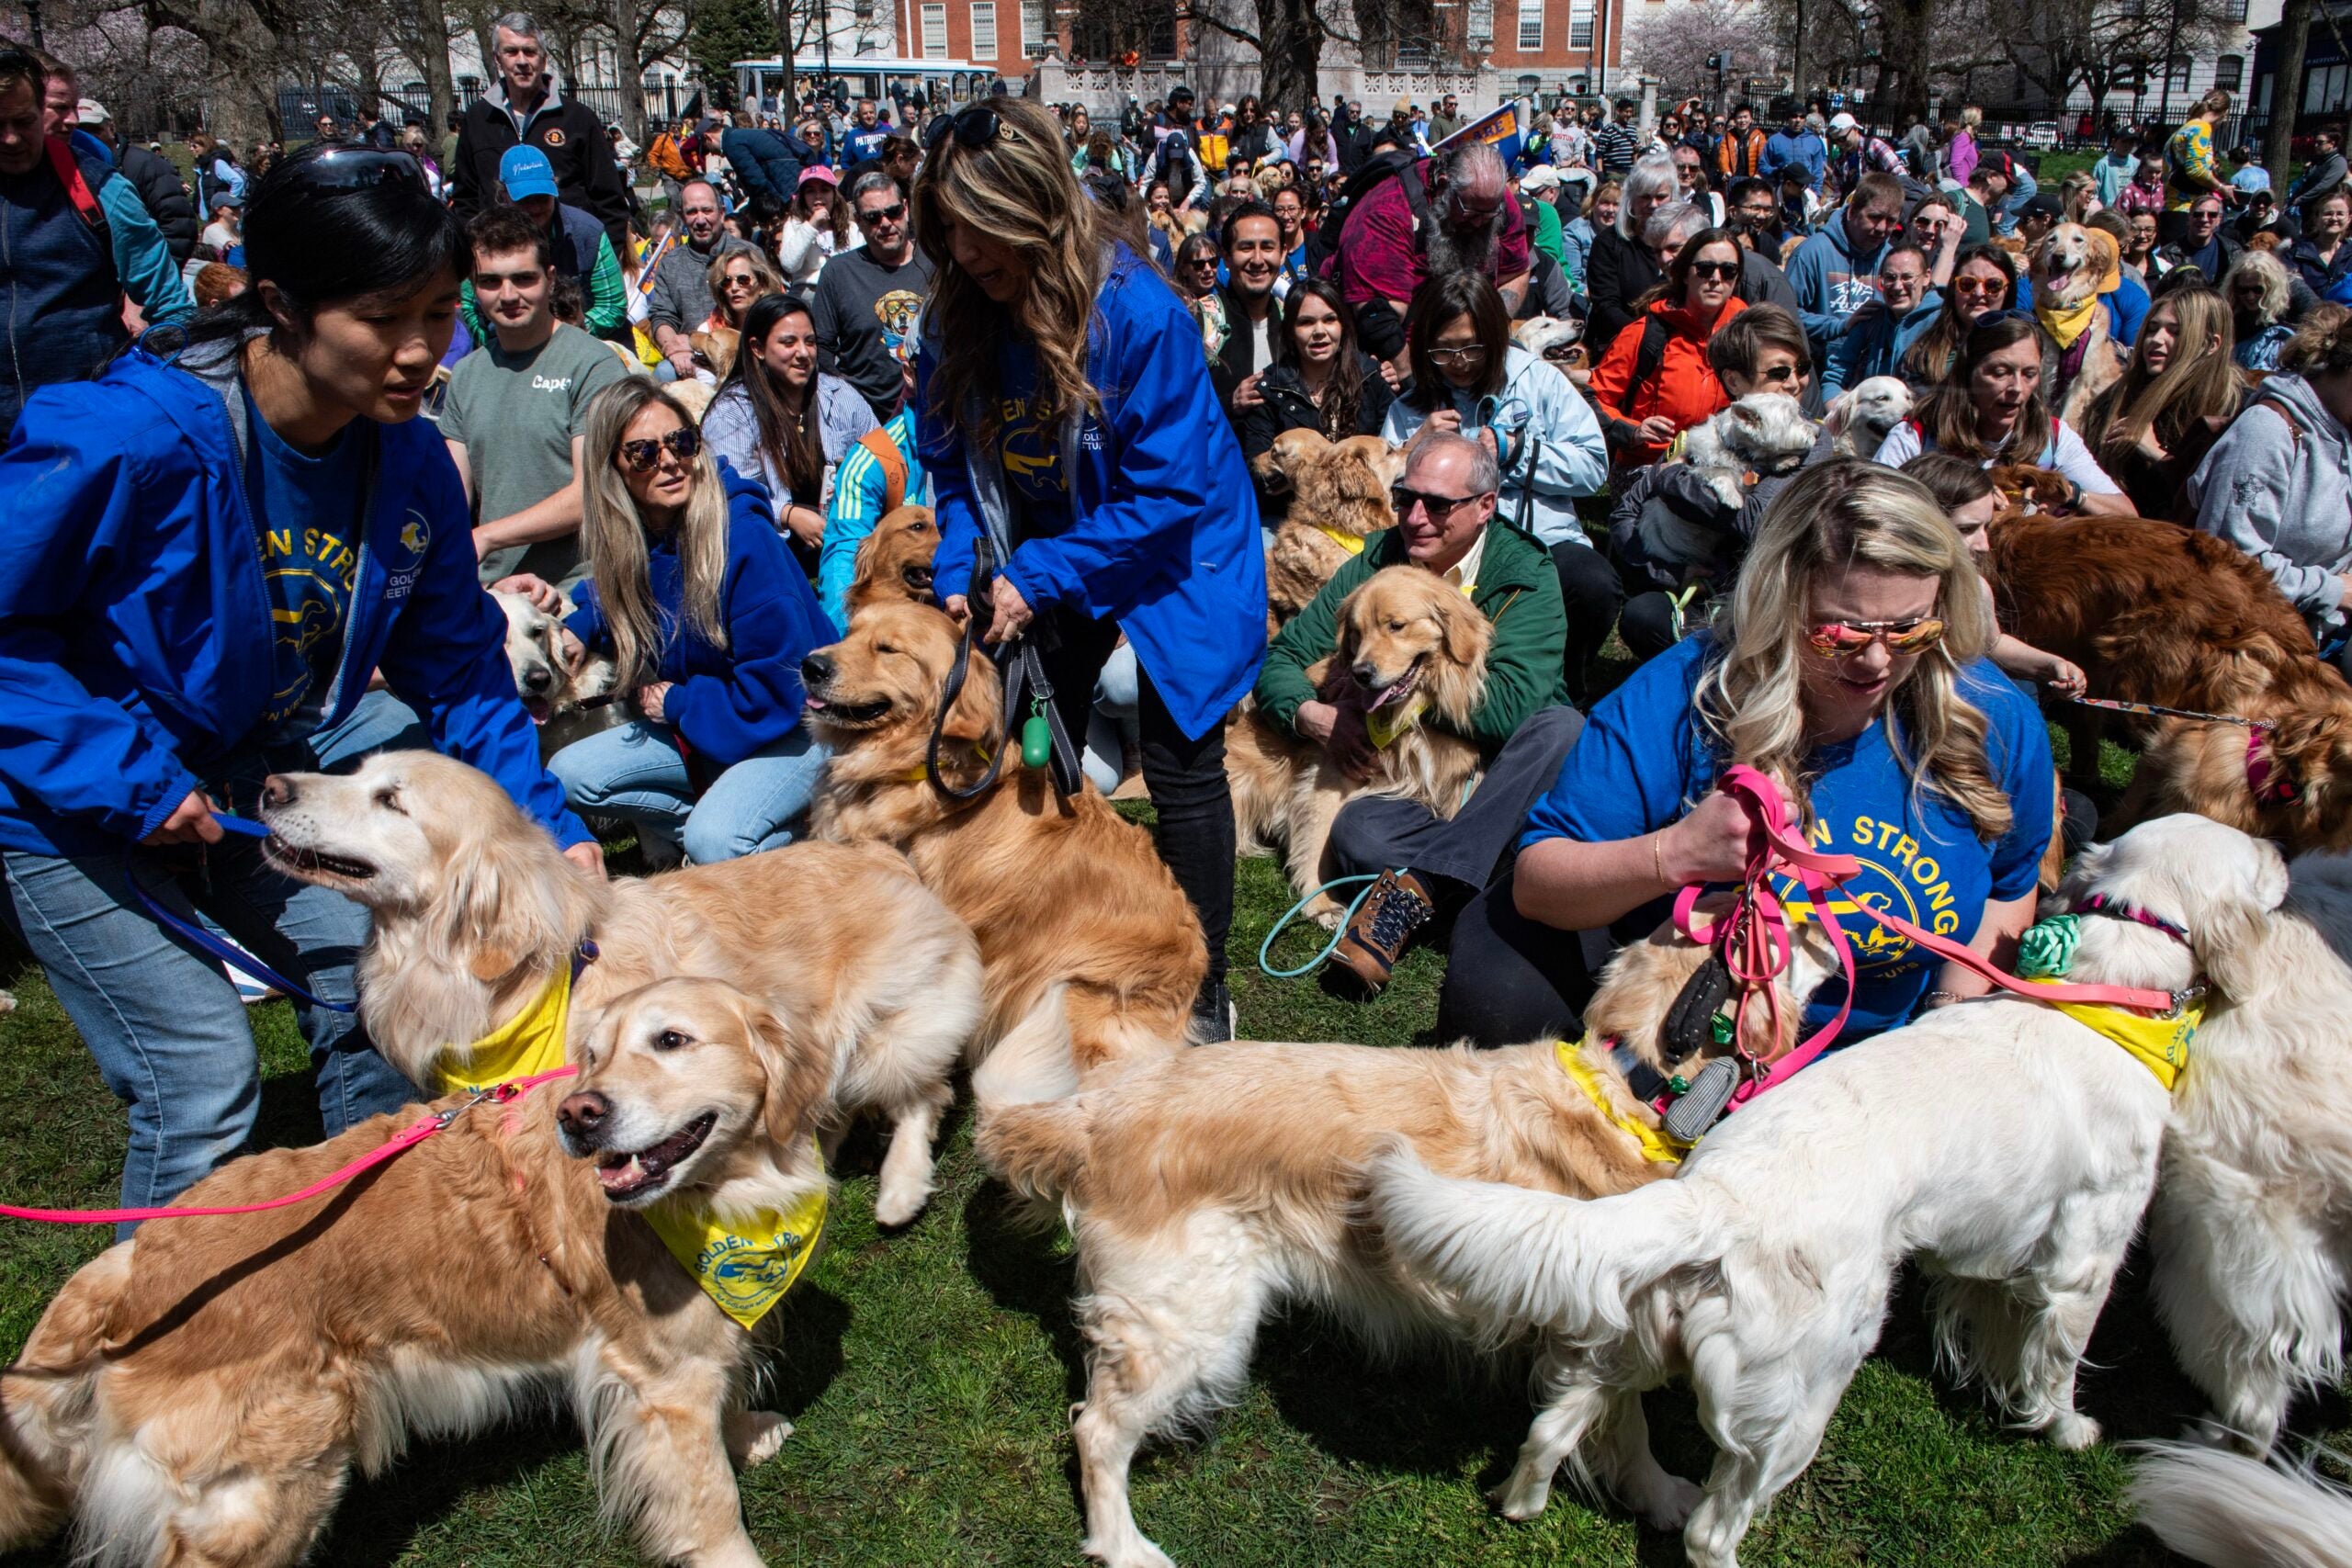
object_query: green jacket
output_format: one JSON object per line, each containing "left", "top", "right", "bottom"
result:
{"left": 1254, "top": 524, "right": 1569, "bottom": 755}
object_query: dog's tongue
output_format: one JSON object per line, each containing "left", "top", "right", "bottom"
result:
{"left": 804, "top": 694, "right": 829, "bottom": 712}
{"left": 595, "top": 1152, "right": 653, "bottom": 1195}
{"left": 524, "top": 695, "right": 552, "bottom": 726}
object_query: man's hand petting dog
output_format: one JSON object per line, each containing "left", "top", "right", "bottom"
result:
{"left": 1297, "top": 698, "right": 1379, "bottom": 783}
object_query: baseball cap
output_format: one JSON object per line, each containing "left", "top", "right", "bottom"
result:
{"left": 797, "top": 164, "right": 839, "bottom": 187}
{"left": 498, "top": 145, "right": 560, "bottom": 200}
{"left": 74, "top": 98, "right": 109, "bottom": 127}
{"left": 2019, "top": 192, "right": 2065, "bottom": 221}
{"left": 1828, "top": 111, "right": 1859, "bottom": 134}
{"left": 1980, "top": 150, "right": 2017, "bottom": 183}
{"left": 1520, "top": 164, "right": 1563, "bottom": 192}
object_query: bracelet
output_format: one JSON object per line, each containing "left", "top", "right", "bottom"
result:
{"left": 1923, "top": 989, "right": 1963, "bottom": 1009}
{"left": 1653, "top": 830, "right": 1668, "bottom": 886}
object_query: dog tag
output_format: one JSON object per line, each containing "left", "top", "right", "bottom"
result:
{"left": 1661, "top": 1057, "right": 1741, "bottom": 1145}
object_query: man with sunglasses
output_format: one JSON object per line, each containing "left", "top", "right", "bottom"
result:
{"left": 645, "top": 178, "right": 756, "bottom": 383}
{"left": 1254, "top": 432, "right": 1580, "bottom": 995}
{"left": 442, "top": 204, "right": 629, "bottom": 587}
{"left": 812, "top": 171, "right": 934, "bottom": 421}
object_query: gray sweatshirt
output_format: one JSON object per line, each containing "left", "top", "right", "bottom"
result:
{"left": 646, "top": 234, "right": 755, "bottom": 337}
{"left": 2187, "top": 373, "right": 2352, "bottom": 624}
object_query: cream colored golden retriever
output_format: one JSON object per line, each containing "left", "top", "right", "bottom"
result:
{"left": 802, "top": 600, "right": 1207, "bottom": 1069}
{"left": 0, "top": 976, "right": 832, "bottom": 1568}
{"left": 972, "top": 914, "right": 1839, "bottom": 1568}
{"left": 1227, "top": 565, "right": 1491, "bottom": 925}
{"left": 843, "top": 504, "right": 940, "bottom": 622}
{"left": 254, "top": 750, "right": 984, "bottom": 1226}
{"left": 492, "top": 586, "right": 623, "bottom": 759}
{"left": 2034, "top": 223, "right": 2124, "bottom": 425}
{"left": 1254, "top": 431, "right": 1406, "bottom": 623}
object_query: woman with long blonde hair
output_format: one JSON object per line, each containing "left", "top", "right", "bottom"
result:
{"left": 912, "top": 95, "right": 1267, "bottom": 1038}
{"left": 496, "top": 378, "right": 838, "bottom": 865}
{"left": 2075, "top": 284, "right": 2243, "bottom": 519}
{"left": 1438, "top": 459, "right": 2055, "bottom": 1050}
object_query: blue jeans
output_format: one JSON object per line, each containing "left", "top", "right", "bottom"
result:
{"left": 1, "top": 761, "right": 419, "bottom": 1235}
{"left": 307, "top": 689, "right": 428, "bottom": 773}
{"left": 548, "top": 721, "right": 829, "bottom": 863}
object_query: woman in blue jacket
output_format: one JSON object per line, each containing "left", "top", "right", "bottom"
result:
{"left": 912, "top": 97, "right": 1268, "bottom": 1039}
{"left": 503, "top": 378, "right": 839, "bottom": 865}
{"left": 0, "top": 144, "right": 595, "bottom": 1227}
{"left": 1821, "top": 243, "right": 1943, "bottom": 396}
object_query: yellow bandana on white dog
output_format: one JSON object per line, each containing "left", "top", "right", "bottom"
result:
{"left": 2024, "top": 979, "right": 2199, "bottom": 1090}
{"left": 429, "top": 980, "right": 828, "bottom": 1330}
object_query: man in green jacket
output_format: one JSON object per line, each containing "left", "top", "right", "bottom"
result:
{"left": 1255, "top": 432, "right": 1584, "bottom": 993}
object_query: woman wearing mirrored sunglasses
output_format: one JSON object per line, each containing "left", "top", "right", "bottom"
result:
{"left": 0, "top": 141, "right": 601, "bottom": 1225}
{"left": 1899, "top": 242, "right": 2016, "bottom": 389}
{"left": 1438, "top": 458, "right": 2053, "bottom": 1051}
{"left": 912, "top": 96, "right": 1268, "bottom": 1040}
{"left": 1589, "top": 223, "right": 1751, "bottom": 467}
{"left": 505, "top": 378, "right": 839, "bottom": 867}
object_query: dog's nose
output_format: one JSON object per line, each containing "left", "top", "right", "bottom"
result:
{"left": 557, "top": 1090, "right": 610, "bottom": 1138}
{"left": 800, "top": 650, "right": 835, "bottom": 687}
{"left": 261, "top": 774, "right": 296, "bottom": 808}
{"left": 1351, "top": 661, "right": 1379, "bottom": 687}
{"left": 523, "top": 666, "right": 553, "bottom": 694}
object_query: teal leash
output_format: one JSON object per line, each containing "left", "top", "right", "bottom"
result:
{"left": 1258, "top": 874, "right": 1385, "bottom": 979}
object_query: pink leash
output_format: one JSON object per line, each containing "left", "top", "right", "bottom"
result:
{"left": 0, "top": 1066, "right": 581, "bottom": 1225}
{"left": 1673, "top": 765, "right": 2178, "bottom": 1104}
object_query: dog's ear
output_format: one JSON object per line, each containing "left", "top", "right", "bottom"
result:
{"left": 433, "top": 818, "right": 575, "bottom": 984}
{"left": 744, "top": 998, "right": 832, "bottom": 1149}
{"left": 1438, "top": 587, "right": 1489, "bottom": 673}
{"left": 2193, "top": 836, "right": 2293, "bottom": 1003}
{"left": 944, "top": 645, "right": 1003, "bottom": 747}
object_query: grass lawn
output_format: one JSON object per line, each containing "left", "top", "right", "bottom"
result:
{"left": 0, "top": 754, "right": 2344, "bottom": 1567}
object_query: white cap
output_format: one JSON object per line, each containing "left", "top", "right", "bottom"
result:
{"left": 1829, "top": 111, "right": 1859, "bottom": 133}
{"left": 74, "top": 98, "right": 109, "bottom": 127}
{"left": 1519, "top": 164, "right": 1563, "bottom": 191}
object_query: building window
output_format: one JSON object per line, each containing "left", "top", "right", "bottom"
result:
{"left": 971, "top": 0, "right": 997, "bottom": 56}
{"left": 2166, "top": 52, "right": 2193, "bottom": 90}
{"left": 2214, "top": 53, "right": 2244, "bottom": 91}
{"left": 1469, "top": 0, "right": 1494, "bottom": 44}
{"left": 1518, "top": 0, "right": 1542, "bottom": 51}
{"left": 1022, "top": 0, "right": 1046, "bottom": 50}
{"left": 922, "top": 1, "right": 948, "bottom": 56}
{"left": 1568, "top": 0, "right": 1591, "bottom": 48}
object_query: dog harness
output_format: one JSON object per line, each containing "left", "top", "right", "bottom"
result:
{"left": 429, "top": 957, "right": 828, "bottom": 1332}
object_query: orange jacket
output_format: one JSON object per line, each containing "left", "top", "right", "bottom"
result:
{"left": 1588, "top": 295, "right": 1745, "bottom": 466}
{"left": 1714, "top": 128, "right": 1767, "bottom": 182}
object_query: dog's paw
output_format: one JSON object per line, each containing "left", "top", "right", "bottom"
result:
{"left": 872, "top": 1179, "right": 933, "bottom": 1230}
{"left": 1305, "top": 897, "right": 1344, "bottom": 931}
{"left": 725, "top": 1408, "right": 793, "bottom": 1467}
{"left": 1490, "top": 1472, "right": 1555, "bottom": 1521}
{"left": 2043, "top": 1411, "right": 2101, "bottom": 1451}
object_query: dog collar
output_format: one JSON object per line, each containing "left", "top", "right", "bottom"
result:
{"left": 901, "top": 741, "right": 994, "bottom": 784}
{"left": 1365, "top": 692, "right": 1429, "bottom": 750}
{"left": 2023, "top": 979, "right": 2200, "bottom": 1090}
{"left": 2074, "top": 895, "right": 2191, "bottom": 948}
{"left": 1557, "top": 1035, "right": 1690, "bottom": 1165}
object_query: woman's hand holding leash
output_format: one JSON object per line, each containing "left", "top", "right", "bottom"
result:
{"left": 562, "top": 841, "right": 606, "bottom": 878}
{"left": 1659, "top": 789, "right": 1757, "bottom": 887}
{"left": 144, "top": 790, "right": 225, "bottom": 847}
{"left": 984, "top": 575, "right": 1034, "bottom": 645}
{"left": 636, "top": 682, "right": 673, "bottom": 723}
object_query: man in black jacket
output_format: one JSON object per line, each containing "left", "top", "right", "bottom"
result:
{"left": 75, "top": 99, "right": 196, "bottom": 262}
{"left": 451, "top": 11, "right": 631, "bottom": 250}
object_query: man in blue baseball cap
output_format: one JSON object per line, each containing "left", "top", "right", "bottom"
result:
{"left": 464, "top": 143, "right": 628, "bottom": 344}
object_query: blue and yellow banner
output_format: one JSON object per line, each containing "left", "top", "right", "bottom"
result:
{"left": 1431, "top": 102, "right": 1525, "bottom": 167}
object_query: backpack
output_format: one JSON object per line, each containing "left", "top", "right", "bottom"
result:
{"left": 857, "top": 428, "right": 909, "bottom": 513}
{"left": 1313, "top": 148, "right": 1432, "bottom": 274}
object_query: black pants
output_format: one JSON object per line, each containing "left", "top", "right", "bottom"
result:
{"left": 1325, "top": 705, "right": 1585, "bottom": 897}
{"left": 1551, "top": 539, "right": 1623, "bottom": 699}
{"left": 1435, "top": 862, "right": 1610, "bottom": 1045}
{"left": 1034, "top": 605, "right": 1234, "bottom": 988}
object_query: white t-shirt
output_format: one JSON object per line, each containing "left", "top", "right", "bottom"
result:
{"left": 1871, "top": 417, "right": 2122, "bottom": 494}
{"left": 201, "top": 220, "right": 239, "bottom": 254}
{"left": 1248, "top": 312, "right": 1276, "bottom": 375}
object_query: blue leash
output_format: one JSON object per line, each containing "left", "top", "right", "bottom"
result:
{"left": 127, "top": 811, "right": 356, "bottom": 1014}
{"left": 1258, "top": 874, "right": 1385, "bottom": 980}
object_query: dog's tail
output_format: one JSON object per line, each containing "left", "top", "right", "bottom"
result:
{"left": 1366, "top": 1145, "right": 1717, "bottom": 1343}
{"left": 971, "top": 985, "right": 1091, "bottom": 1201}
{"left": 2129, "top": 1440, "right": 2352, "bottom": 1568}
{"left": 0, "top": 1241, "right": 136, "bottom": 1549}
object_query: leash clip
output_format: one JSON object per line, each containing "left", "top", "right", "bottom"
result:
{"left": 2159, "top": 983, "right": 2209, "bottom": 1020}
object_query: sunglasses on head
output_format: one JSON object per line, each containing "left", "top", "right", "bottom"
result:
{"left": 295, "top": 148, "right": 427, "bottom": 194}
{"left": 927, "top": 103, "right": 1010, "bottom": 152}
{"left": 1804, "top": 616, "right": 1948, "bottom": 658}
{"left": 617, "top": 425, "right": 700, "bottom": 472}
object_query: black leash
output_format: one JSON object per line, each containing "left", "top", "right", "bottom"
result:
{"left": 922, "top": 532, "right": 1087, "bottom": 801}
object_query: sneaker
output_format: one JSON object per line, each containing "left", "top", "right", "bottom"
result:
{"left": 1331, "top": 870, "right": 1435, "bottom": 995}
{"left": 1188, "top": 978, "right": 1235, "bottom": 1044}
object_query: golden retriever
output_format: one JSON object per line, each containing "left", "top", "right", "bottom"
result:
{"left": 972, "top": 912, "right": 1840, "bottom": 1568}
{"left": 1227, "top": 566, "right": 1491, "bottom": 925}
{"left": 492, "top": 586, "right": 623, "bottom": 758}
{"left": 843, "top": 504, "right": 940, "bottom": 621}
{"left": 2034, "top": 223, "right": 2124, "bottom": 425}
{"left": 254, "top": 750, "right": 985, "bottom": 1226}
{"left": 801, "top": 600, "right": 1207, "bottom": 1070}
{"left": 0, "top": 976, "right": 832, "bottom": 1568}
{"left": 2115, "top": 663, "right": 2352, "bottom": 852}
{"left": 1255, "top": 432, "right": 1405, "bottom": 624}
{"left": 692, "top": 322, "right": 741, "bottom": 382}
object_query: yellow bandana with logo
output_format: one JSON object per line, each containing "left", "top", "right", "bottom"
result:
{"left": 2026, "top": 978, "right": 2199, "bottom": 1090}
{"left": 428, "top": 974, "right": 828, "bottom": 1329}
{"left": 1364, "top": 693, "right": 1429, "bottom": 750}
{"left": 1555, "top": 1034, "right": 1690, "bottom": 1165}
{"left": 2038, "top": 291, "right": 2100, "bottom": 351}
{"left": 1312, "top": 521, "right": 1368, "bottom": 557}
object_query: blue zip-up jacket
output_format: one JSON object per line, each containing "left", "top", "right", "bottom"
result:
{"left": 1784, "top": 209, "right": 1886, "bottom": 355}
{"left": 0, "top": 333, "right": 590, "bottom": 856}
{"left": 1764, "top": 128, "right": 1827, "bottom": 190}
{"left": 720, "top": 126, "right": 807, "bottom": 208}
{"left": 1822, "top": 288, "right": 1945, "bottom": 395}
{"left": 919, "top": 243, "right": 1268, "bottom": 740}
{"left": 565, "top": 463, "right": 837, "bottom": 768}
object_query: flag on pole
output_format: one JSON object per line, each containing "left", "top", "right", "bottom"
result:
{"left": 1430, "top": 102, "right": 1526, "bottom": 167}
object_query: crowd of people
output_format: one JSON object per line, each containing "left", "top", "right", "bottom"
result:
{"left": 6, "top": 17, "right": 2352, "bottom": 1239}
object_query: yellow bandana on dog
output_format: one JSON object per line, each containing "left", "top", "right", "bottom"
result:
{"left": 1311, "top": 521, "right": 1368, "bottom": 557}
{"left": 2038, "top": 293, "right": 2100, "bottom": 350}
{"left": 2025, "top": 979, "right": 2199, "bottom": 1091}
{"left": 1364, "top": 693, "right": 1429, "bottom": 750}
{"left": 429, "top": 976, "right": 828, "bottom": 1329}
{"left": 1555, "top": 1034, "right": 1691, "bottom": 1165}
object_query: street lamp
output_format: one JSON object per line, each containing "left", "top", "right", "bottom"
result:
{"left": 24, "top": 0, "right": 42, "bottom": 46}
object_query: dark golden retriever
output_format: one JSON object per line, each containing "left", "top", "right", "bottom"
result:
{"left": 1256, "top": 432, "right": 1406, "bottom": 624}
{"left": 844, "top": 504, "right": 941, "bottom": 621}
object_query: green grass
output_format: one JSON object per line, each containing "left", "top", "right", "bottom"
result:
{"left": 0, "top": 785, "right": 2342, "bottom": 1566}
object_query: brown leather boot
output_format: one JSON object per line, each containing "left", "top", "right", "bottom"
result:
{"left": 1330, "top": 869, "right": 1435, "bottom": 994}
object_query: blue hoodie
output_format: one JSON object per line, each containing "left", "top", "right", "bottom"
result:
{"left": 1822, "top": 288, "right": 1945, "bottom": 395}
{"left": 565, "top": 463, "right": 838, "bottom": 768}
{"left": 0, "top": 333, "right": 589, "bottom": 857}
{"left": 919, "top": 243, "right": 1268, "bottom": 740}
{"left": 1784, "top": 209, "right": 1887, "bottom": 356}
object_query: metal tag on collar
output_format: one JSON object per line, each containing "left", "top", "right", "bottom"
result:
{"left": 1662, "top": 1056, "right": 1741, "bottom": 1144}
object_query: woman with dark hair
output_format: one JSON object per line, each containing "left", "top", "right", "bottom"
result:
{"left": 1238, "top": 278, "right": 1395, "bottom": 517}
{"left": 1588, "top": 224, "right": 1749, "bottom": 465}
{"left": 913, "top": 96, "right": 1266, "bottom": 1039}
{"left": 1171, "top": 231, "right": 1227, "bottom": 352}
{"left": 0, "top": 143, "right": 595, "bottom": 1223}
{"left": 1872, "top": 311, "right": 2134, "bottom": 513}
{"left": 1900, "top": 242, "right": 2018, "bottom": 388}
{"left": 702, "top": 291, "right": 880, "bottom": 558}
{"left": 1382, "top": 269, "right": 1614, "bottom": 691}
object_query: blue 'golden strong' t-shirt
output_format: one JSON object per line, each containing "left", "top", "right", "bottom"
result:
{"left": 1520, "top": 635, "right": 2055, "bottom": 1044}
{"left": 994, "top": 339, "right": 1071, "bottom": 541}
{"left": 243, "top": 386, "right": 363, "bottom": 741}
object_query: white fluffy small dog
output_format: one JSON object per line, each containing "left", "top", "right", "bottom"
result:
{"left": 1824, "top": 375, "right": 1913, "bottom": 457}
{"left": 1678, "top": 393, "right": 1819, "bottom": 512}
{"left": 1369, "top": 815, "right": 2289, "bottom": 1568}
{"left": 2148, "top": 849, "right": 2352, "bottom": 1454}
